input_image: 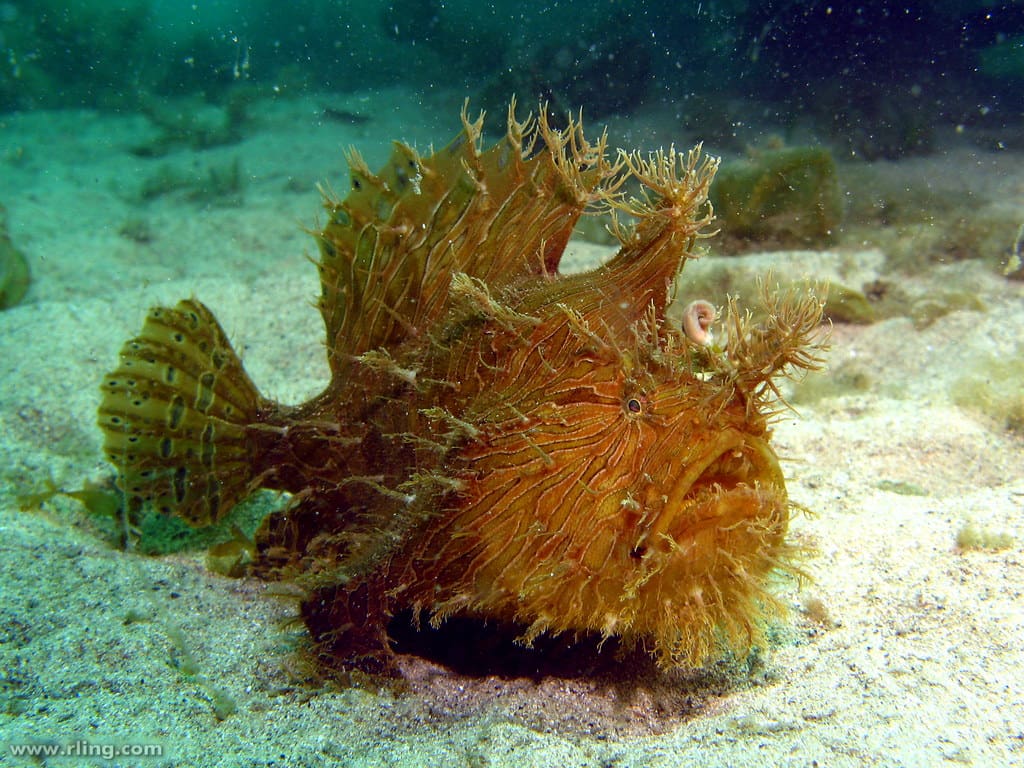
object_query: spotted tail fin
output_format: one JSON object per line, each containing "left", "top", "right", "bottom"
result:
{"left": 98, "top": 299, "right": 271, "bottom": 526}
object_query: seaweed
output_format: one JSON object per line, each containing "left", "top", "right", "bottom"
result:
{"left": 139, "top": 158, "right": 244, "bottom": 207}
{"left": 840, "top": 165, "right": 1022, "bottom": 273}
{"left": 950, "top": 353, "right": 1024, "bottom": 436}
{"left": 0, "top": 204, "right": 30, "bottom": 309}
{"left": 710, "top": 146, "right": 842, "bottom": 252}
{"left": 160, "top": 622, "right": 238, "bottom": 720}
{"left": 956, "top": 522, "right": 1015, "bottom": 552}
{"left": 130, "top": 88, "right": 258, "bottom": 158}
{"left": 117, "top": 217, "right": 155, "bottom": 245}
{"left": 16, "top": 473, "right": 271, "bottom": 559}
{"left": 17, "top": 475, "right": 132, "bottom": 549}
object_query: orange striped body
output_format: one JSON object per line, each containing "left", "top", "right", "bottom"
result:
{"left": 99, "top": 102, "right": 826, "bottom": 672}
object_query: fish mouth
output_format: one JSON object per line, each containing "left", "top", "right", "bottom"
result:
{"left": 640, "top": 430, "right": 786, "bottom": 549}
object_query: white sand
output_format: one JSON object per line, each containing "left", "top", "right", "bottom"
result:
{"left": 1, "top": 88, "right": 1022, "bottom": 767}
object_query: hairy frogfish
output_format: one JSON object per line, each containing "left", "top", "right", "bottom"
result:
{"left": 98, "top": 102, "right": 827, "bottom": 672}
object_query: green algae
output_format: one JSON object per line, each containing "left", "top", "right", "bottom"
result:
{"left": 907, "top": 289, "right": 987, "bottom": 329}
{"left": 130, "top": 89, "right": 257, "bottom": 157}
{"left": 821, "top": 283, "right": 876, "bottom": 325}
{"left": 956, "top": 522, "right": 1015, "bottom": 552}
{"left": 710, "top": 146, "right": 842, "bottom": 250}
{"left": 876, "top": 479, "right": 928, "bottom": 497}
{"left": 840, "top": 162, "right": 1021, "bottom": 273}
{"left": 0, "top": 204, "right": 30, "bottom": 309}
{"left": 139, "top": 158, "right": 244, "bottom": 206}
{"left": 17, "top": 473, "right": 273, "bottom": 560}
{"left": 950, "top": 353, "right": 1024, "bottom": 436}
{"left": 160, "top": 622, "right": 239, "bottom": 720}
{"left": 788, "top": 358, "right": 873, "bottom": 404}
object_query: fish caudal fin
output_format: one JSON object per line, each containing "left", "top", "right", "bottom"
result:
{"left": 98, "top": 299, "right": 270, "bottom": 526}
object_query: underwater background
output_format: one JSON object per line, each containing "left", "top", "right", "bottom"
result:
{"left": 1, "top": 1, "right": 1022, "bottom": 766}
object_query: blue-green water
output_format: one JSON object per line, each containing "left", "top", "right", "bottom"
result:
{"left": 2, "top": 1, "right": 1022, "bottom": 155}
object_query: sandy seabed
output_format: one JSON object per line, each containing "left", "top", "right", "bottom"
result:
{"left": 1, "top": 87, "right": 1022, "bottom": 767}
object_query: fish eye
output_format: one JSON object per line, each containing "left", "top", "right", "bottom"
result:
{"left": 626, "top": 398, "right": 642, "bottom": 414}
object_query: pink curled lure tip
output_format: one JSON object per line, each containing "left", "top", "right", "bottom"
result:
{"left": 682, "top": 299, "right": 717, "bottom": 346}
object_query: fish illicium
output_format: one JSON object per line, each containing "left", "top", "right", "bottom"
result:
{"left": 98, "top": 102, "right": 827, "bottom": 672}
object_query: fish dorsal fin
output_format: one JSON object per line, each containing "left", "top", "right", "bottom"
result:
{"left": 499, "top": 145, "right": 720, "bottom": 350}
{"left": 314, "top": 99, "right": 620, "bottom": 379}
